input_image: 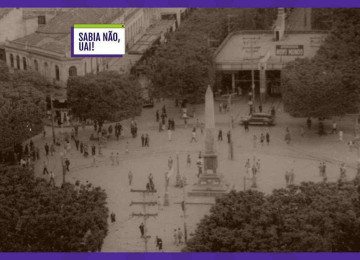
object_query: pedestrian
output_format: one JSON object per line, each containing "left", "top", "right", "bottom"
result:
{"left": 307, "top": 117, "right": 312, "bottom": 129}
{"left": 75, "top": 139, "right": 79, "bottom": 151}
{"left": 173, "top": 229, "right": 178, "bottom": 245}
{"left": 125, "top": 141, "right": 129, "bottom": 153}
{"left": 218, "top": 129, "right": 223, "bottom": 141}
{"left": 49, "top": 171, "right": 55, "bottom": 186}
{"left": 141, "top": 134, "right": 145, "bottom": 147}
{"left": 65, "top": 158, "right": 70, "bottom": 172}
{"left": 266, "top": 132, "right": 270, "bottom": 145}
{"left": 227, "top": 131, "right": 231, "bottom": 144}
{"left": 110, "top": 152, "right": 115, "bottom": 166}
{"left": 80, "top": 142, "right": 84, "bottom": 154}
{"left": 148, "top": 173, "right": 154, "bottom": 191}
{"left": 45, "top": 143, "right": 49, "bottom": 156}
{"left": 43, "top": 129, "right": 46, "bottom": 139}
{"left": 244, "top": 120, "right": 249, "bottom": 132}
{"left": 128, "top": 170, "right": 133, "bottom": 186}
{"left": 322, "top": 162, "right": 327, "bottom": 182}
{"left": 289, "top": 168, "right": 295, "bottom": 185}
{"left": 271, "top": 106, "right": 276, "bottom": 117}
{"left": 35, "top": 147, "right": 40, "bottom": 160}
{"left": 339, "top": 130, "right": 343, "bottom": 141}
{"left": 177, "top": 228, "right": 183, "bottom": 244}
{"left": 156, "top": 236, "right": 163, "bottom": 251}
{"left": 197, "top": 157, "right": 202, "bottom": 178}
{"left": 259, "top": 105, "right": 262, "bottom": 113}
{"left": 145, "top": 134, "right": 150, "bottom": 147}
{"left": 190, "top": 127, "right": 197, "bottom": 143}
{"left": 339, "top": 163, "right": 347, "bottom": 183}
{"left": 186, "top": 154, "right": 191, "bottom": 167}
{"left": 285, "top": 130, "right": 291, "bottom": 144}
{"left": 156, "top": 110, "right": 160, "bottom": 122}
{"left": 245, "top": 159, "right": 251, "bottom": 176}
{"left": 139, "top": 223, "right": 145, "bottom": 238}
{"left": 260, "top": 133, "right": 265, "bottom": 146}
{"left": 253, "top": 134, "right": 257, "bottom": 148}
{"left": 200, "top": 122, "right": 204, "bottom": 134}
{"left": 168, "top": 156, "right": 173, "bottom": 170}
{"left": 248, "top": 99, "right": 253, "bottom": 114}
{"left": 168, "top": 129, "right": 172, "bottom": 142}
{"left": 116, "top": 153, "right": 120, "bottom": 165}
{"left": 285, "top": 170, "right": 290, "bottom": 187}
{"left": 110, "top": 213, "right": 116, "bottom": 223}
{"left": 43, "top": 160, "right": 49, "bottom": 175}
{"left": 256, "top": 159, "right": 261, "bottom": 174}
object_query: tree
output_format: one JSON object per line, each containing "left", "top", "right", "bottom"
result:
{"left": 184, "top": 181, "right": 360, "bottom": 252}
{"left": 0, "top": 62, "right": 48, "bottom": 151}
{"left": 134, "top": 9, "right": 277, "bottom": 103}
{"left": 0, "top": 165, "right": 109, "bottom": 252}
{"left": 67, "top": 71, "right": 142, "bottom": 127}
{"left": 282, "top": 9, "right": 360, "bottom": 118}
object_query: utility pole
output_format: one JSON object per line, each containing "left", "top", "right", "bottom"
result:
{"left": 243, "top": 37, "right": 260, "bottom": 112}
{"left": 50, "top": 94, "right": 56, "bottom": 144}
{"left": 130, "top": 189, "right": 158, "bottom": 252}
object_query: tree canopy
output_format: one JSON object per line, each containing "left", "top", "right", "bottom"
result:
{"left": 0, "top": 61, "right": 49, "bottom": 150}
{"left": 0, "top": 165, "right": 109, "bottom": 251}
{"left": 184, "top": 181, "right": 360, "bottom": 252}
{"left": 134, "top": 9, "right": 277, "bottom": 103}
{"left": 67, "top": 71, "right": 142, "bottom": 125}
{"left": 282, "top": 9, "right": 360, "bottom": 118}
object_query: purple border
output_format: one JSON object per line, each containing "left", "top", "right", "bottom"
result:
{"left": 71, "top": 27, "right": 124, "bottom": 58}
{"left": 1, "top": 0, "right": 360, "bottom": 7}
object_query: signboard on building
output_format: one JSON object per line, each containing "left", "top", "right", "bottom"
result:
{"left": 275, "top": 45, "right": 304, "bottom": 56}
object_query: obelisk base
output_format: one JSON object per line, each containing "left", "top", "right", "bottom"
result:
{"left": 188, "top": 173, "right": 228, "bottom": 197}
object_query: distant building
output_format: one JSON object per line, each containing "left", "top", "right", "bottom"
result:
{"left": 0, "top": 8, "right": 62, "bottom": 61}
{"left": 213, "top": 8, "right": 327, "bottom": 98}
{"left": 3, "top": 8, "right": 186, "bottom": 100}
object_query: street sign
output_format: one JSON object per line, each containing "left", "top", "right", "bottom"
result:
{"left": 275, "top": 45, "right": 304, "bottom": 56}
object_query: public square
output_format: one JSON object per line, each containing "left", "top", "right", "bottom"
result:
{"left": 31, "top": 97, "right": 359, "bottom": 252}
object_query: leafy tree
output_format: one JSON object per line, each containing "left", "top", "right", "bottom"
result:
{"left": 282, "top": 9, "right": 360, "bottom": 118}
{"left": 184, "top": 181, "right": 360, "bottom": 252}
{"left": 134, "top": 9, "right": 277, "bottom": 103}
{"left": 67, "top": 71, "right": 142, "bottom": 127}
{"left": 0, "top": 62, "right": 48, "bottom": 151}
{"left": 0, "top": 165, "right": 109, "bottom": 252}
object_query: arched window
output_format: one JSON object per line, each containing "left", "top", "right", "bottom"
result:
{"left": 16, "top": 55, "right": 20, "bottom": 69}
{"left": 55, "top": 65, "right": 60, "bottom": 81}
{"left": 34, "top": 60, "right": 38, "bottom": 71}
{"left": 22, "top": 57, "right": 27, "bottom": 70}
{"left": 10, "top": 54, "right": 14, "bottom": 67}
{"left": 68, "top": 66, "right": 77, "bottom": 77}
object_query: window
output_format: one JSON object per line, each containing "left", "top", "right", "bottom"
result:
{"left": 38, "top": 15, "right": 46, "bottom": 25}
{"left": 34, "top": 60, "right": 38, "bottom": 71}
{"left": 16, "top": 55, "right": 20, "bottom": 69}
{"left": 10, "top": 54, "right": 14, "bottom": 67}
{"left": 22, "top": 57, "right": 27, "bottom": 70}
{"left": 44, "top": 62, "right": 49, "bottom": 76}
{"left": 69, "top": 66, "right": 77, "bottom": 77}
{"left": 55, "top": 65, "right": 60, "bottom": 81}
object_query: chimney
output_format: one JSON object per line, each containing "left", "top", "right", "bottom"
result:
{"left": 274, "top": 8, "right": 286, "bottom": 41}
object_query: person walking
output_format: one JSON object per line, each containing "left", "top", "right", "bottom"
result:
{"left": 307, "top": 117, "right": 312, "bottom": 129}
{"left": 146, "top": 134, "right": 150, "bottom": 147}
{"left": 116, "top": 153, "right": 120, "bottom": 166}
{"left": 285, "top": 170, "right": 290, "bottom": 187}
{"left": 50, "top": 143, "right": 55, "bottom": 156}
{"left": 110, "top": 152, "right": 115, "bottom": 166}
{"left": 245, "top": 159, "right": 251, "bottom": 177}
{"left": 260, "top": 133, "right": 265, "bottom": 146}
{"left": 190, "top": 127, "right": 197, "bottom": 143}
{"left": 128, "top": 170, "right": 133, "bottom": 186}
{"left": 339, "top": 130, "right": 343, "bottom": 142}
{"left": 173, "top": 229, "right": 178, "bottom": 245}
{"left": 168, "top": 129, "right": 172, "bottom": 142}
{"left": 168, "top": 156, "right": 173, "bottom": 170}
{"left": 49, "top": 171, "right": 55, "bottom": 186}
{"left": 227, "top": 131, "right": 231, "bottom": 144}
{"left": 253, "top": 134, "right": 257, "bottom": 148}
{"left": 65, "top": 158, "right": 70, "bottom": 172}
{"left": 155, "top": 236, "right": 163, "bottom": 251}
{"left": 285, "top": 129, "right": 291, "bottom": 145}
{"left": 186, "top": 154, "right": 191, "bottom": 167}
{"left": 177, "top": 228, "right": 184, "bottom": 244}
{"left": 43, "top": 160, "right": 49, "bottom": 175}
{"left": 289, "top": 168, "right": 295, "bottom": 185}
{"left": 45, "top": 143, "right": 49, "bottom": 157}
{"left": 218, "top": 129, "right": 223, "bottom": 141}
{"left": 339, "top": 163, "right": 347, "bottom": 183}
{"left": 266, "top": 132, "right": 270, "bottom": 145}
{"left": 156, "top": 110, "right": 160, "bottom": 122}
{"left": 141, "top": 134, "right": 145, "bottom": 147}
{"left": 244, "top": 120, "right": 249, "bottom": 132}
{"left": 139, "top": 223, "right": 145, "bottom": 238}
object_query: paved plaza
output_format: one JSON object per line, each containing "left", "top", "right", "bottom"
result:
{"left": 31, "top": 97, "right": 360, "bottom": 252}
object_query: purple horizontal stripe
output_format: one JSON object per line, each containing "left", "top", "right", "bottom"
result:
{"left": 1, "top": 0, "right": 360, "bottom": 7}
{"left": 1, "top": 253, "right": 360, "bottom": 260}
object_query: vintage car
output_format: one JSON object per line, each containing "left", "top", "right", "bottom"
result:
{"left": 240, "top": 113, "right": 275, "bottom": 126}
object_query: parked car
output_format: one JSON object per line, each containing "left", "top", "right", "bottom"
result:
{"left": 142, "top": 98, "right": 154, "bottom": 108}
{"left": 240, "top": 113, "right": 275, "bottom": 126}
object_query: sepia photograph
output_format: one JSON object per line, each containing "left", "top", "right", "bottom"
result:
{"left": 1, "top": 7, "right": 360, "bottom": 252}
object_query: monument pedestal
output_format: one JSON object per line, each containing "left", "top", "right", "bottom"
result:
{"left": 188, "top": 154, "right": 228, "bottom": 197}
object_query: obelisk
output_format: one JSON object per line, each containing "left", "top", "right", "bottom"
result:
{"left": 203, "top": 86, "right": 217, "bottom": 174}
{"left": 188, "top": 85, "right": 228, "bottom": 197}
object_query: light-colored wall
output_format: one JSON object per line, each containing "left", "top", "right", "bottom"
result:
{"left": 0, "top": 9, "right": 24, "bottom": 43}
